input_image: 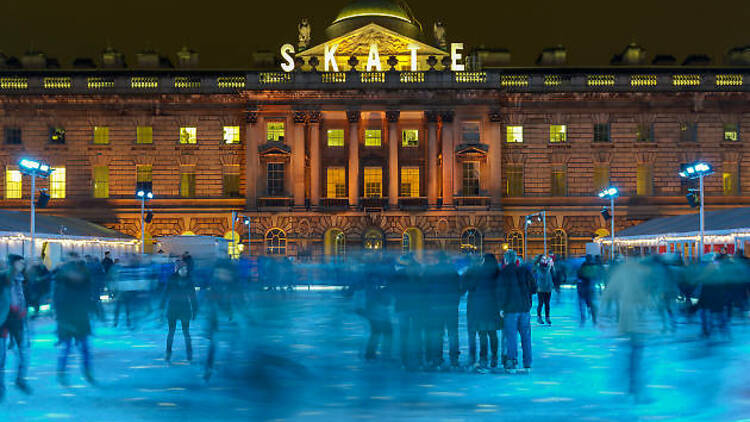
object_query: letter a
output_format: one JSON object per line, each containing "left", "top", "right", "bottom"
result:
{"left": 366, "top": 44, "right": 381, "bottom": 71}
{"left": 325, "top": 44, "right": 339, "bottom": 72}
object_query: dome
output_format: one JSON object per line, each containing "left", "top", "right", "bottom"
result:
{"left": 333, "top": 0, "right": 414, "bottom": 24}
{"left": 326, "top": 0, "right": 423, "bottom": 40}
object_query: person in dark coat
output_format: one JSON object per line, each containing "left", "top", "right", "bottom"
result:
{"left": 577, "top": 254, "right": 601, "bottom": 326}
{"left": 203, "top": 260, "right": 237, "bottom": 381}
{"left": 101, "top": 251, "right": 114, "bottom": 274}
{"left": 497, "top": 249, "right": 536, "bottom": 373}
{"left": 0, "top": 254, "right": 32, "bottom": 400}
{"left": 424, "top": 252, "right": 462, "bottom": 369}
{"left": 535, "top": 255, "right": 554, "bottom": 325}
{"left": 25, "top": 258, "right": 51, "bottom": 318}
{"left": 53, "top": 257, "right": 97, "bottom": 386}
{"left": 392, "top": 254, "right": 424, "bottom": 369}
{"left": 161, "top": 260, "right": 198, "bottom": 362}
{"left": 359, "top": 255, "right": 393, "bottom": 361}
{"left": 465, "top": 253, "right": 501, "bottom": 370}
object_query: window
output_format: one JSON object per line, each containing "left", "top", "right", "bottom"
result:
{"left": 265, "top": 228, "right": 287, "bottom": 255}
{"left": 593, "top": 165, "right": 610, "bottom": 194}
{"left": 137, "top": 165, "right": 153, "bottom": 183}
{"left": 93, "top": 166, "right": 109, "bottom": 198}
{"left": 266, "top": 121, "right": 285, "bottom": 142}
{"left": 724, "top": 124, "right": 740, "bottom": 142}
{"left": 327, "top": 129, "right": 344, "bottom": 147}
{"left": 223, "top": 171, "right": 241, "bottom": 197}
{"left": 50, "top": 167, "right": 66, "bottom": 199}
{"left": 462, "top": 162, "right": 480, "bottom": 196}
{"left": 326, "top": 167, "right": 346, "bottom": 198}
{"left": 506, "top": 125, "right": 523, "bottom": 143}
{"left": 180, "top": 172, "right": 196, "bottom": 198}
{"left": 593, "top": 123, "right": 610, "bottom": 142}
{"left": 5, "top": 167, "right": 21, "bottom": 199}
{"left": 324, "top": 228, "right": 346, "bottom": 257}
{"left": 636, "top": 124, "right": 653, "bottom": 142}
{"left": 461, "top": 228, "right": 483, "bottom": 254}
{"left": 636, "top": 164, "right": 653, "bottom": 195}
{"left": 49, "top": 127, "right": 65, "bottom": 144}
{"left": 363, "top": 229, "right": 384, "bottom": 250}
{"left": 4, "top": 127, "right": 21, "bottom": 145}
{"left": 400, "top": 166, "right": 420, "bottom": 197}
{"left": 179, "top": 127, "right": 197, "bottom": 144}
{"left": 137, "top": 126, "right": 153, "bottom": 144}
{"left": 365, "top": 129, "right": 382, "bottom": 147}
{"left": 552, "top": 229, "right": 568, "bottom": 258}
{"left": 550, "top": 124, "right": 567, "bottom": 143}
{"left": 723, "top": 170, "right": 739, "bottom": 195}
{"left": 508, "top": 231, "right": 524, "bottom": 258}
{"left": 680, "top": 123, "right": 698, "bottom": 142}
{"left": 93, "top": 126, "right": 109, "bottom": 145}
{"left": 506, "top": 165, "right": 523, "bottom": 197}
{"left": 461, "top": 122, "right": 480, "bottom": 143}
{"left": 402, "top": 228, "right": 423, "bottom": 253}
{"left": 267, "top": 163, "right": 285, "bottom": 196}
{"left": 363, "top": 167, "right": 382, "bottom": 198}
{"left": 551, "top": 167, "right": 567, "bottom": 196}
{"left": 402, "top": 129, "right": 419, "bottom": 147}
{"left": 225, "top": 231, "right": 241, "bottom": 259}
{"left": 223, "top": 126, "right": 240, "bottom": 144}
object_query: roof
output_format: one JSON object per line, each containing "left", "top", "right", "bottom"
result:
{"left": 616, "top": 207, "right": 750, "bottom": 239}
{"left": 333, "top": 0, "right": 414, "bottom": 24}
{"left": 0, "top": 210, "right": 132, "bottom": 240}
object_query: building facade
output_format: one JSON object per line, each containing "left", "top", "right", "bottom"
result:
{"left": 1, "top": 0, "right": 750, "bottom": 259}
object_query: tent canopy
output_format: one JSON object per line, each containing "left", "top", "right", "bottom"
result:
{"left": 616, "top": 207, "right": 750, "bottom": 239}
{"left": 0, "top": 210, "right": 132, "bottom": 240}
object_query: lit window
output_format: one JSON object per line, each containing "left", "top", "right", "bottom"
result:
{"left": 636, "top": 124, "right": 653, "bottom": 142}
{"left": 267, "top": 163, "right": 285, "bottom": 196}
{"left": 400, "top": 167, "right": 420, "bottom": 197}
{"left": 508, "top": 232, "right": 524, "bottom": 258}
{"left": 461, "top": 228, "right": 483, "bottom": 254}
{"left": 326, "top": 167, "right": 346, "bottom": 198}
{"left": 551, "top": 166, "right": 567, "bottom": 196}
{"left": 137, "top": 165, "right": 153, "bottom": 183}
{"left": 365, "top": 129, "right": 382, "bottom": 146}
{"left": 724, "top": 124, "right": 740, "bottom": 142}
{"left": 265, "top": 228, "right": 287, "bottom": 255}
{"left": 4, "top": 127, "right": 22, "bottom": 145}
{"left": 49, "top": 127, "right": 65, "bottom": 144}
{"left": 506, "top": 165, "right": 523, "bottom": 197}
{"left": 462, "top": 162, "right": 480, "bottom": 196}
{"left": 552, "top": 229, "right": 567, "bottom": 258}
{"left": 5, "top": 167, "right": 21, "bottom": 199}
{"left": 93, "top": 126, "right": 109, "bottom": 145}
{"left": 180, "top": 172, "right": 196, "bottom": 198}
{"left": 266, "top": 121, "right": 285, "bottom": 142}
{"left": 461, "top": 122, "right": 480, "bottom": 143}
{"left": 223, "top": 170, "right": 241, "bottom": 197}
{"left": 402, "top": 228, "right": 423, "bottom": 253}
{"left": 593, "top": 165, "right": 610, "bottom": 194}
{"left": 179, "top": 127, "right": 197, "bottom": 144}
{"left": 636, "top": 164, "right": 653, "bottom": 195}
{"left": 723, "top": 171, "right": 739, "bottom": 195}
{"left": 50, "top": 167, "right": 66, "bottom": 199}
{"left": 593, "top": 123, "right": 610, "bottom": 142}
{"left": 506, "top": 126, "right": 523, "bottom": 143}
{"left": 223, "top": 126, "right": 240, "bottom": 144}
{"left": 137, "top": 126, "right": 153, "bottom": 144}
{"left": 550, "top": 125, "right": 567, "bottom": 143}
{"left": 680, "top": 123, "right": 698, "bottom": 142}
{"left": 363, "top": 167, "right": 382, "bottom": 198}
{"left": 363, "top": 228, "right": 384, "bottom": 250}
{"left": 325, "top": 228, "right": 346, "bottom": 257}
{"left": 402, "top": 129, "right": 419, "bottom": 147}
{"left": 225, "top": 231, "right": 241, "bottom": 259}
{"left": 327, "top": 129, "right": 344, "bottom": 147}
{"left": 93, "top": 166, "right": 109, "bottom": 198}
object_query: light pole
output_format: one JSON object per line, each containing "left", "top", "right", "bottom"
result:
{"left": 136, "top": 186, "right": 153, "bottom": 255}
{"left": 598, "top": 186, "right": 619, "bottom": 263}
{"left": 679, "top": 161, "right": 713, "bottom": 258}
{"left": 523, "top": 210, "right": 547, "bottom": 260}
{"left": 18, "top": 158, "right": 53, "bottom": 261}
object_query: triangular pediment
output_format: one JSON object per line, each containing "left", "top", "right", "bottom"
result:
{"left": 298, "top": 23, "right": 446, "bottom": 58}
{"left": 455, "top": 143, "right": 489, "bottom": 157}
{"left": 259, "top": 142, "right": 291, "bottom": 156}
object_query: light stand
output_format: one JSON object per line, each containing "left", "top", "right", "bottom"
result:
{"left": 598, "top": 186, "right": 619, "bottom": 264}
{"left": 679, "top": 162, "right": 713, "bottom": 258}
{"left": 18, "top": 158, "right": 53, "bottom": 261}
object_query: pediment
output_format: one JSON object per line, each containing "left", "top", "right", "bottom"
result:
{"left": 455, "top": 143, "right": 489, "bottom": 158}
{"left": 259, "top": 142, "right": 291, "bottom": 156}
{"left": 298, "top": 23, "right": 446, "bottom": 58}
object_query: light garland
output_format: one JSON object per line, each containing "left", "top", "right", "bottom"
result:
{"left": 595, "top": 230, "right": 750, "bottom": 247}
{"left": 0, "top": 232, "right": 139, "bottom": 248}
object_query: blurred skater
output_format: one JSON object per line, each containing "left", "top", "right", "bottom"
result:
{"left": 161, "top": 260, "right": 198, "bottom": 362}
{"left": 0, "top": 254, "right": 32, "bottom": 400}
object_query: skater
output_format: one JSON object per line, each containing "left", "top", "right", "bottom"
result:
{"left": 424, "top": 252, "right": 461, "bottom": 369}
{"left": 53, "top": 255, "right": 97, "bottom": 386}
{"left": 535, "top": 255, "right": 554, "bottom": 325}
{"left": 101, "top": 251, "right": 114, "bottom": 274}
{"left": 497, "top": 250, "right": 536, "bottom": 373}
{"left": 392, "top": 254, "right": 424, "bottom": 370}
{"left": 465, "top": 254, "right": 501, "bottom": 371}
{"left": 359, "top": 255, "right": 393, "bottom": 362}
{"left": 577, "top": 255, "right": 601, "bottom": 326}
{"left": 161, "top": 260, "right": 198, "bottom": 362}
{"left": 203, "top": 260, "right": 236, "bottom": 381}
{"left": 0, "top": 254, "right": 32, "bottom": 400}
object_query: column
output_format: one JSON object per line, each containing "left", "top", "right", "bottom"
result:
{"left": 426, "top": 111, "right": 439, "bottom": 208}
{"left": 488, "top": 110, "right": 503, "bottom": 209}
{"left": 386, "top": 110, "right": 400, "bottom": 208}
{"left": 441, "top": 110, "right": 455, "bottom": 208}
{"left": 347, "top": 110, "right": 360, "bottom": 208}
{"left": 245, "top": 110, "right": 260, "bottom": 210}
{"left": 292, "top": 111, "right": 307, "bottom": 208}
{"left": 309, "top": 111, "right": 321, "bottom": 208}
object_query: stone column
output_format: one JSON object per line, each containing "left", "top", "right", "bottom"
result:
{"left": 309, "top": 111, "right": 321, "bottom": 208}
{"left": 488, "top": 110, "right": 503, "bottom": 210}
{"left": 386, "top": 110, "right": 400, "bottom": 208}
{"left": 426, "top": 111, "right": 439, "bottom": 208}
{"left": 292, "top": 111, "right": 307, "bottom": 208}
{"left": 347, "top": 110, "right": 360, "bottom": 208}
{"left": 245, "top": 110, "right": 259, "bottom": 210}
{"left": 441, "top": 110, "right": 455, "bottom": 209}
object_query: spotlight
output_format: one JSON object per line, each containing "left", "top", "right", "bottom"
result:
{"left": 601, "top": 206, "right": 611, "bottom": 220}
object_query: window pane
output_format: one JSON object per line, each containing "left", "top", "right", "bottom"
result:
{"left": 506, "top": 126, "right": 523, "bottom": 143}
{"left": 363, "top": 167, "right": 382, "bottom": 198}
{"left": 593, "top": 124, "right": 610, "bottom": 142}
{"left": 636, "top": 164, "right": 653, "bottom": 195}
{"left": 180, "top": 172, "right": 196, "bottom": 198}
{"left": 223, "top": 126, "right": 240, "bottom": 144}
{"left": 400, "top": 167, "right": 420, "bottom": 197}
{"left": 326, "top": 167, "right": 346, "bottom": 198}
{"left": 636, "top": 124, "right": 653, "bottom": 142}
{"left": 461, "top": 122, "right": 480, "bottom": 143}
{"left": 506, "top": 166, "right": 523, "bottom": 197}
{"left": 265, "top": 228, "right": 287, "bottom": 256}
{"left": 462, "top": 162, "right": 480, "bottom": 196}
{"left": 137, "top": 126, "right": 153, "bottom": 144}
{"left": 550, "top": 125, "right": 567, "bottom": 143}
{"left": 93, "top": 166, "right": 109, "bottom": 198}
{"left": 4, "top": 127, "right": 22, "bottom": 145}
{"left": 266, "top": 122, "right": 285, "bottom": 142}
{"left": 223, "top": 173, "right": 240, "bottom": 197}
{"left": 179, "top": 127, "right": 197, "bottom": 144}
{"left": 551, "top": 167, "right": 567, "bottom": 196}
{"left": 365, "top": 129, "right": 381, "bottom": 147}
{"left": 680, "top": 123, "right": 698, "bottom": 142}
{"left": 552, "top": 230, "right": 568, "bottom": 258}
{"left": 93, "top": 126, "right": 109, "bottom": 145}
{"left": 137, "top": 165, "right": 153, "bottom": 182}
{"left": 5, "top": 168, "right": 22, "bottom": 199}
{"left": 50, "top": 167, "right": 66, "bottom": 199}
{"left": 402, "top": 129, "right": 419, "bottom": 147}
{"left": 723, "top": 171, "right": 738, "bottom": 195}
{"left": 267, "top": 163, "right": 285, "bottom": 196}
{"left": 724, "top": 124, "right": 740, "bottom": 142}
{"left": 327, "top": 129, "right": 344, "bottom": 147}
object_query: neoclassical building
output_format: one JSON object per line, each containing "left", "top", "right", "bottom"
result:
{"left": 1, "top": 0, "right": 750, "bottom": 259}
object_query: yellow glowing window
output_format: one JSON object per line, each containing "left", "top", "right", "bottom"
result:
{"left": 723, "top": 172, "right": 738, "bottom": 195}
{"left": 326, "top": 167, "right": 346, "bottom": 198}
{"left": 93, "top": 166, "right": 109, "bottom": 198}
{"left": 365, "top": 129, "right": 382, "bottom": 146}
{"left": 723, "top": 124, "right": 739, "bottom": 142}
{"left": 223, "top": 126, "right": 240, "bottom": 144}
{"left": 506, "top": 166, "right": 523, "bottom": 197}
{"left": 506, "top": 126, "right": 523, "bottom": 143}
{"left": 636, "top": 165, "right": 653, "bottom": 196}
{"left": 327, "top": 129, "right": 345, "bottom": 147}
{"left": 179, "top": 127, "right": 197, "bottom": 144}
{"left": 180, "top": 172, "right": 196, "bottom": 198}
{"left": 402, "top": 129, "right": 419, "bottom": 147}
{"left": 550, "top": 125, "right": 567, "bottom": 143}
{"left": 137, "top": 165, "right": 152, "bottom": 183}
{"left": 364, "top": 167, "right": 382, "bottom": 198}
{"left": 137, "top": 126, "right": 153, "bottom": 144}
{"left": 400, "top": 167, "right": 420, "bottom": 197}
{"left": 5, "top": 168, "right": 21, "bottom": 199}
{"left": 266, "top": 122, "right": 285, "bottom": 142}
{"left": 93, "top": 126, "right": 109, "bottom": 145}
{"left": 50, "top": 167, "right": 66, "bottom": 199}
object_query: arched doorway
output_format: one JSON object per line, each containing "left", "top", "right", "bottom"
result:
{"left": 402, "top": 227, "right": 424, "bottom": 255}
{"left": 324, "top": 228, "right": 346, "bottom": 258}
{"left": 363, "top": 228, "right": 384, "bottom": 250}
{"left": 460, "top": 228, "right": 483, "bottom": 254}
{"left": 507, "top": 231, "right": 523, "bottom": 258}
{"left": 224, "top": 231, "right": 241, "bottom": 259}
{"left": 552, "top": 229, "right": 568, "bottom": 258}
{"left": 265, "top": 228, "right": 287, "bottom": 256}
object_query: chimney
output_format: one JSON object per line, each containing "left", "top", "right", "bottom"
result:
{"left": 536, "top": 45, "right": 566, "bottom": 66}
{"left": 101, "top": 46, "right": 126, "bottom": 68}
{"left": 726, "top": 46, "right": 750, "bottom": 66}
{"left": 21, "top": 50, "right": 47, "bottom": 69}
{"left": 177, "top": 46, "right": 199, "bottom": 68}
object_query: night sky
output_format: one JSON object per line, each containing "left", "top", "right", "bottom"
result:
{"left": 1, "top": 0, "right": 748, "bottom": 68}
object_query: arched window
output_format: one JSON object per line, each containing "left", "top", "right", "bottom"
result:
{"left": 460, "top": 228, "right": 483, "bottom": 254}
{"left": 324, "top": 228, "right": 346, "bottom": 258}
{"left": 402, "top": 228, "right": 424, "bottom": 254}
{"left": 552, "top": 229, "right": 568, "bottom": 258}
{"left": 363, "top": 228, "right": 384, "bottom": 250}
{"left": 181, "top": 231, "right": 196, "bottom": 236}
{"left": 265, "top": 228, "right": 287, "bottom": 256}
{"left": 224, "top": 231, "right": 241, "bottom": 259}
{"left": 507, "top": 231, "right": 524, "bottom": 258}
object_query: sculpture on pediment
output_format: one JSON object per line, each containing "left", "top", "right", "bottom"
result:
{"left": 298, "top": 19, "right": 311, "bottom": 50}
{"left": 433, "top": 21, "right": 447, "bottom": 50}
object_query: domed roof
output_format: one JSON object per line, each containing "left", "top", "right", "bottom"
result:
{"left": 327, "top": 0, "right": 422, "bottom": 40}
{"left": 333, "top": 0, "right": 414, "bottom": 24}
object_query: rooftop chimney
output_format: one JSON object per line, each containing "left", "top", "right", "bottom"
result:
{"left": 536, "top": 45, "right": 566, "bottom": 66}
{"left": 177, "top": 46, "right": 199, "bottom": 68}
{"left": 101, "top": 46, "right": 126, "bottom": 68}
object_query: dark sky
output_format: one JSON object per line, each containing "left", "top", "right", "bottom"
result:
{"left": 1, "top": 0, "right": 748, "bottom": 68}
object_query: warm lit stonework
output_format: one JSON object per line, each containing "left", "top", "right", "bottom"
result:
{"left": 1, "top": 0, "right": 749, "bottom": 258}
